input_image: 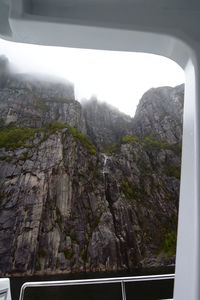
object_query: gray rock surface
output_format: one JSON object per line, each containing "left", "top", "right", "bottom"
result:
{"left": 82, "top": 97, "right": 132, "bottom": 149}
{"left": 132, "top": 85, "right": 184, "bottom": 143}
{"left": 0, "top": 63, "right": 86, "bottom": 132}
{"left": 0, "top": 57, "right": 183, "bottom": 275}
{"left": 0, "top": 55, "right": 10, "bottom": 88}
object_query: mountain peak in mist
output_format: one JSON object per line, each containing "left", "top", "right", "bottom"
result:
{"left": 82, "top": 97, "right": 133, "bottom": 148}
{"left": 0, "top": 55, "right": 10, "bottom": 87}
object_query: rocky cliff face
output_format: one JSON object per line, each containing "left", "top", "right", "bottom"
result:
{"left": 0, "top": 66, "right": 86, "bottom": 132}
{"left": 82, "top": 97, "right": 132, "bottom": 149}
{"left": 0, "top": 57, "right": 183, "bottom": 276}
{"left": 132, "top": 85, "right": 184, "bottom": 143}
{"left": 0, "top": 55, "right": 10, "bottom": 89}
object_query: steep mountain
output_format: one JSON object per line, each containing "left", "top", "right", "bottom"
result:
{"left": 0, "top": 55, "right": 10, "bottom": 88}
{"left": 0, "top": 63, "right": 86, "bottom": 132}
{"left": 0, "top": 57, "right": 183, "bottom": 276}
{"left": 132, "top": 85, "right": 184, "bottom": 143}
{"left": 82, "top": 97, "right": 132, "bottom": 149}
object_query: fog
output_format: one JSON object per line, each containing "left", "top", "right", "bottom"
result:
{"left": 0, "top": 38, "right": 184, "bottom": 116}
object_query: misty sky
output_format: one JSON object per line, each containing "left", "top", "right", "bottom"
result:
{"left": 0, "top": 38, "right": 184, "bottom": 117}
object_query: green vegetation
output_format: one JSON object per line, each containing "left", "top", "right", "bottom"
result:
{"left": 87, "top": 162, "right": 100, "bottom": 180}
{"left": 67, "top": 125, "right": 96, "bottom": 155}
{"left": 0, "top": 121, "right": 95, "bottom": 154}
{"left": 169, "top": 143, "right": 182, "bottom": 155}
{"left": 44, "top": 122, "right": 96, "bottom": 155}
{"left": 166, "top": 193, "right": 175, "bottom": 201}
{"left": 64, "top": 248, "right": 73, "bottom": 260}
{"left": 142, "top": 135, "right": 182, "bottom": 155}
{"left": 93, "top": 166, "right": 100, "bottom": 180}
{"left": 104, "top": 135, "right": 139, "bottom": 153}
{"left": 0, "top": 125, "right": 39, "bottom": 150}
{"left": 162, "top": 230, "right": 177, "bottom": 258}
{"left": 170, "top": 214, "right": 178, "bottom": 227}
{"left": 122, "top": 135, "right": 139, "bottom": 144}
{"left": 142, "top": 135, "right": 170, "bottom": 150}
{"left": 140, "top": 161, "right": 151, "bottom": 174}
{"left": 104, "top": 134, "right": 181, "bottom": 155}
{"left": 0, "top": 121, "right": 66, "bottom": 150}
{"left": 163, "top": 164, "right": 181, "bottom": 179}
{"left": 22, "top": 151, "right": 32, "bottom": 161}
{"left": 103, "top": 141, "right": 121, "bottom": 153}
{"left": 44, "top": 121, "right": 66, "bottom": 133}
{"left": 121, "top": 178, "right": 140, "bottom": 200}
{"left": 159, "top": 215, "right": 178, "bottom": 258}
{"left": 0, "top": 155, "right": 12, "bottom": 162}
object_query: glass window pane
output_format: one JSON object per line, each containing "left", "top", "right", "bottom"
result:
{"left": 0, "top": 39, "right": 184, "bottom": 299}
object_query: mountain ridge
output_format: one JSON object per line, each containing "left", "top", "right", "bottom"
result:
{"left": 0, "top": 56, "right": 183, "bottom": 276}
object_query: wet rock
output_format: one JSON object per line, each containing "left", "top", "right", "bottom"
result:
{"left": 132, "top": 84, "right": 184, "bottom": 143}
{"left": 0, "top": 59, "right": 183, "bottom": 275}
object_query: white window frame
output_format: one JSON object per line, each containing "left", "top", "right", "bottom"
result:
{"left": 1, "top": 2, "right": 200, "bottom": 299}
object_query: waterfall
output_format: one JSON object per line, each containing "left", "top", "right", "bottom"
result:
{"left": 103, "top": 154, "right": 108, "bottom": 166}
{"left": 102, "top": 154, "right": 109, "bottom": 175}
